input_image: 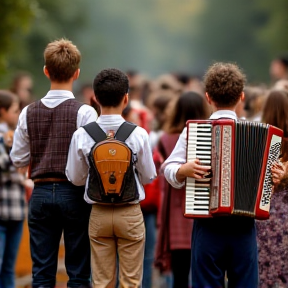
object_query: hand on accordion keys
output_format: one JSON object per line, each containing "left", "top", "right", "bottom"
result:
{"left": 176, "top": 158, "right": 212, "bottom": 183}
{"left": 271, "top": 161, "right": 286, "bottom": 186}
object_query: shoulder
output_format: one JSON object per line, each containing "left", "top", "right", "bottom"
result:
{"left": 77, "top": 104, "right": 98, "bottom": 121}
{"left": 133, "top": 125, "right": 149, "bottom": 138}
{"left": 71, "top": 126, "right": 96, "bottom": 146}
{"left": 78, "top": 103, "right": 97, "bottom": 113}
{"left": 73, "top": 126, "right": 89, "bottom": 138}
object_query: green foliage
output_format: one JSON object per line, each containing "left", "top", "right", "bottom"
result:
{"left": 1, "top": 0, "right": 288, "bottom": 96}
{"left": 0, "top": 0, "right": 37, "bottom": 75}
{"left": 189, "top": 0, "right": 288, "bottom": 84}
{"left": 1, "top": 0, "right": 88, "bottom": 97}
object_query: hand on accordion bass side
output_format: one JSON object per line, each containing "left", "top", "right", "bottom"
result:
{"left": 176, "top": 158, "right": 212, "bottom": 183}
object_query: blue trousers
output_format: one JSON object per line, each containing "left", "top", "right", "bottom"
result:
{"left": 28, "top": 182, "right": 91, "bottom": 288}
{"left": 0, "top": 220, "right": 24, "bottom": 288}
{"left": 142, "top": 212, "right": 157, "bottom": 288}
{"left": 191, "top": 218, "right": 259, "bottom": 288}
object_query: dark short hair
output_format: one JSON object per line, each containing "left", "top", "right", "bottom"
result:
{"left": 204, "top": 62, "right": 246, "bottom": 108}
{"left": 93, "top": 68, "right": 129, "bottom": 107}
{"left": 0, "top": 90, "right": 18, "bottom": 111}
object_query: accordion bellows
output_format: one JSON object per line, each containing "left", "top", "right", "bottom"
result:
{"left": 185, "top": 119, "right": 283, "bottom": 220}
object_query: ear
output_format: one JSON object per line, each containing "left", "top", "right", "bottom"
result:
{"left": 43, "top": 66, "right": 50, "bottom": 79}
{"left": 205, "top": 92, "right": 212, "bottom": 105}
{"left": 122, "top": 93, "right": 129, "bottom": 109}
{"left": 124, "top": 93, "right": 129, "bottom": 105}
{"left": 73, "top": 68, "right": 80, "bottom": 80}
{"left": 240, "top": 91, "right": 245, "bottom": 102}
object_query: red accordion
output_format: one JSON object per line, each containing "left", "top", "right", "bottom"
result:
{"left": 184, "top": 119, "right": 283, "bottom": 220}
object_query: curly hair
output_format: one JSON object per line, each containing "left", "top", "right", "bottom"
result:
{"left": 44, "top": 38, "right": 81, "bottom": 82}
{"left": 93, "top": 68, "right": 129, "bottom": 107}
{"left": 204, "top": 62, "right": 246, "bottom": 108}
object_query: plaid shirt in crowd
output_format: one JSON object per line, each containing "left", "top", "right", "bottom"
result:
{"left": 0, "top": 123, "right": 26, "bottom": 221}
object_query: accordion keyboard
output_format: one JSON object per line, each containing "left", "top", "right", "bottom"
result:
{"left": 185, "top": 123, "right": 212, "bottom": 216}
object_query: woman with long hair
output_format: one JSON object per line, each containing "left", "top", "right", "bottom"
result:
{"left": 256, "top": 89, "right": 288, "bottom": 288}
{"left": 155, "top": 91, "right": 209, "bottom": 288}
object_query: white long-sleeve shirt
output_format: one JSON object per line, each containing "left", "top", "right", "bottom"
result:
{"left": 10, "top": 90, "right": 98, "bottom": 167}
{"left": 65, "top": 114, "right": 157, "bottom": 204}
{"left": 162, "top": 110, "right": 238, "bottom": 189}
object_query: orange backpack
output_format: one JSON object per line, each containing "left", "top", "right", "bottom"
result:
{"left": 83, "top": 121, "right": 139, "bottom": 203}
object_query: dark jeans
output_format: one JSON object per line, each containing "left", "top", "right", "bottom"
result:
{"left": 171, "top": 249, "right": 191, "bottom": 288}
{"left": 142, "top": 212, "right": 157, "bottom": 288}
{"left": 191, "top": 218, "right": 258, "bottom": 288}
{"left": 0, "top": 220, "right": 24, "bottom": 288}
{"left": 28, "top": 182, "right": 92, "bottom": 288}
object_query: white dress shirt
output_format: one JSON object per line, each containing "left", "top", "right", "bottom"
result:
{"left": 65, "top": 114, "right": 157, "bottom": 204}
{"left": 162, "top": 110, "right": 238, "bottom": 189}
{"left": 10, "top": 90, "right": 98, "bottom": 167}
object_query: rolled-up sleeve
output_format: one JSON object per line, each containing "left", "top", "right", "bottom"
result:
{"left": 77, "top": 105, "right": 98, "bottom": 128}
{"left": 134, "top": 128, "right": 157, "bottom": 185}
{"left": 10, "top": 107, "right": 30, "bottom": 167}
{"left": 66, "top": 129, "right": 90, "bottom": 186}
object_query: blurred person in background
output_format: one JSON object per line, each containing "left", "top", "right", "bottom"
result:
{"left": 256, "top": 89, "right": 288, "bottom": 288}
{"left": 153, "top": 73, "right": 183, "bottom": 101}
{"left": 243, "top": 85, "right": 268, "bottom": 122}
{"left": 140, "top": 92, "right": 174, "bottom": 288}
{"left": 0, "top": 90, "right": 27, "bottom": 288}
{"left": 77, "top": 82, "right": 101, "bottom": 116}
{"left": 269, "top": 53, "right": 288, "bottom": 84}
{"left": 126, "top": 70, "right": 153, "bottom": 132}
{"left": 155, "top": 91, "right": 209, "bottom": 288}
{"left": 273, "top": 79, "right": 288, "bottom": 92}
{"left": 174, "top": 72, "right": 205, "bottom": 96}
{"left": 10, "top": 71, "right": 34, "bottom": 111}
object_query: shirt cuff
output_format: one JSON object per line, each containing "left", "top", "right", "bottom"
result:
{"left": 164, "top": 164, "right": 185, "bottom": 189}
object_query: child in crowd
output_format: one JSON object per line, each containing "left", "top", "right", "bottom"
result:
{"left": 66, "top": 68, "right": 156, "bottom": 288}
{"left": 0, "top": 90, "right": 25, "bottom": 288}
{"left": 162, "top": 62, "right": 260, "bottom": 287}
{"left": 10, "top": 38, "right": 97, "bottom": 288}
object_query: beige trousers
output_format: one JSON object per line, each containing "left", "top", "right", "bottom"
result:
{"left": 89, "top": 203, "right": 145, "bottom": 288}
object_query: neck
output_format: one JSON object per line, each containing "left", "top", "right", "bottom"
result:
{"left": 50, "top": 80, "right": 74, "bottom": 91}
{"left": 215, "top": 107, "right": 236, "bottom": 112}
{"left": 100, "top": 106, "right": 123, "bottom": 115}
{"left": 210, "top": 104, "right": 236, "bottom": 113}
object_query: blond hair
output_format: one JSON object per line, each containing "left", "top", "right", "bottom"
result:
{"left": 44, "top": 38, "right": 81, "bottom": 82}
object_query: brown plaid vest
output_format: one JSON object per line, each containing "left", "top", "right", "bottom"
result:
{"left": 27, "top": 99, "right": 83, "bottom": 179}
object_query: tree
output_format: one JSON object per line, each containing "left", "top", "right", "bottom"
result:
{"left": 0, "top": 0, "right": 89, "bottom": 97}
{"left": 188, "top": 0, "right": 288, "bottom": 84}
{"left": 0, "top": 0, "right": 37, "bottom": 75}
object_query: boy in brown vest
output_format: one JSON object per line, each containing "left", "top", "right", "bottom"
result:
{"left": 10, "top": 38, "right": 97, "bottom": 288}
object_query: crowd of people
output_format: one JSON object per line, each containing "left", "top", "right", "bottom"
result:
{"left": 0, "top": 37, "right": 288, "bottom": 288}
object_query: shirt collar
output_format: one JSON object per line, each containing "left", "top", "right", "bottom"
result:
{"left": 44, "top": 90, "right": 75, "bottom": 99}
{"left": 0, "top": 122, "right": 9, "bottom": 134}
{"left": 209, "top": 110, "right": 237, "bottom": 120}
{"left": 97, "top": 114, "right": 125, "bottom": 123}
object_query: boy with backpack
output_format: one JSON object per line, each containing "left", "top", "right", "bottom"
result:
{"left": 66, "top": 68, "right": 157, "bottom": 288}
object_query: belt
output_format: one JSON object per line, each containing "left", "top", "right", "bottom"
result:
{"left": 33, "top": 178, "right": 69, "bottom": 183}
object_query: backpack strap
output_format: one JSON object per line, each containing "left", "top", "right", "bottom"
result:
{"left": 114, "top": 122, "right": 137, "bottom": 142}
{"left": 82, "top": 122, "right": 107, "bottom": 143}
